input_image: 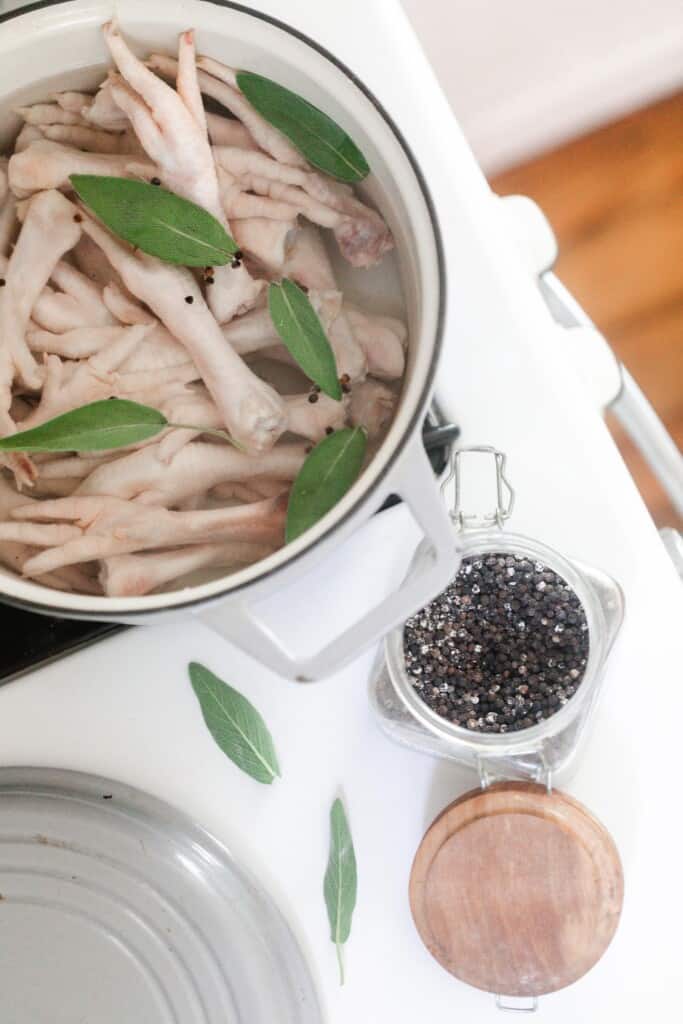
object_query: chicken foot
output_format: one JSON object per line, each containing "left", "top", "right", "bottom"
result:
{"left": 100, "top": 539, "right": 276, "bottom": 596}
{"left": 214, "top": 145, "right": 393, "bottom": 267}
{"left": 19, "top": 323, "right": 153, "bottom": 430}
{"left": 73, "top": 439, "right": 306, "bottom": 507}
{"left": 8, "top": 138, "right": 154, "bottom": 196}
{"left": 105, "top": 23, "right": 262, "bottom": 323}
{"left": 148, "top": 52, "right": 306, "bottom": 169}
{"left": 80, "top": 210, "right": 286, "bottom": 452}
{"left": 156, "top": 383, "right": 347, "bottom": 460}
{"left": 9, "top": 492, "right": 287, "bottom": 575}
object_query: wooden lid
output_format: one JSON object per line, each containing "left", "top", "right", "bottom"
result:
{"left": 409, "top": 782, "right": 623, "bottom": 997}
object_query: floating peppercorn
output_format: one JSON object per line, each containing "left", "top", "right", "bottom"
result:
{"left": 308, "top": 393, "right": 319, "bottom": 404}
{"left": 403, "top": 554, "right": 589, "bottom": 734}
{"left": 150, "top": 177, "right": 161, "bottom": 186}
{"left": 184, "top": 295, "right": 194, "bottom": 304}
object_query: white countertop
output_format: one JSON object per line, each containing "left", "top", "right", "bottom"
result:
{"left": 1, "top": 1, "right": 682, "bottom": 1021}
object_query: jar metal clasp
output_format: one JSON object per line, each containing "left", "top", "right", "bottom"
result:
{"left": 476, "top": 754, "right": 554, "bottom": 794}
{"left": 495, "top": 995, "right": 539, "bottom": 1013}
{"left": 442, "top": 446, "right": 515, "bottom": 531}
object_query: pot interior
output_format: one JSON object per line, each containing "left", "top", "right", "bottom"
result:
{"left": 0, "top": 0, "right": 442, "bottom": 615}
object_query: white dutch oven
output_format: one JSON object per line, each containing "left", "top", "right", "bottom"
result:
{"left": 0, "top": 0, "right": 457, "bottom": 680}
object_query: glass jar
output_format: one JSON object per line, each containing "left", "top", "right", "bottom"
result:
{"left": 370, "top": 447, "right": 624, "bottom": 786}
{"left": 371, "top": 449, "right": 626, "bottom": 1008}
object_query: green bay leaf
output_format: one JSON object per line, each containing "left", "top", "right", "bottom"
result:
{"left": 268, "top": 279, "right": 342, "bottom": 400}
{"left": 0, "top": 399, "right": 167, "bottom": 452}
{"left": 236, "top": 71, "right": 370, "bottom": 183}
{"left": 70, "top": 175, "right": 238, "bottom": 265}
{"left": 324, "top": 797, "right": 357, "bottom": 985}
{"left": 286, "top": 427, "right": 366, "bottom": 543}
{"left": 189, "top": 662, "right": 281, "bottom": 785}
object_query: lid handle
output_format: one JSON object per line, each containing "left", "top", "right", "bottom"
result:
{"left": 442, "top": 446, "right": 515, "bottom": 529}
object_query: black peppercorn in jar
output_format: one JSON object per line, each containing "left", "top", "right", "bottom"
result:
{"left": 371, "top": 448, "right": 624, "bottom": 782}
{"left": 403, "top": 554, "right": 590, "bottom": 734}
{"left": 372, "top": 532, "right": 623, "bottom": 782}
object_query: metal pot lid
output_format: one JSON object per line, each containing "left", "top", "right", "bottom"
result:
{"left": 409, "top": 781, "right": 623, "bottom": 998}
{"left": 0, "top": 768, "right": 321, "bottom": 1023}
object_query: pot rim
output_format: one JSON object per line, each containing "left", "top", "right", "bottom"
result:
{"left": 0, "top": 0, "right": 446, "bottom": 619}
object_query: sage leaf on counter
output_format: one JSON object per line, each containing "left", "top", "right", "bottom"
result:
{"left": 236, "top": 71, "right": 370, "bottom": 183}
{"left": 286, "top": 427, "right": 366, "bottom": 542}
{"left": 70, "top": 175, "right": 239, "bottom": 265}
{"left": 324, "top": 797, "right": 357, "bottom": 985}
{"left": 268, "top": 279, "right": 342, "bottom": 400}
{"left": 189, "top": 662, "right": 281, "bottom": 785}
{"left": 0, "top": 399, "right": 167, "bottom": 452}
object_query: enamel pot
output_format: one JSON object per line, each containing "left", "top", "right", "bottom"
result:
{"left": 0, "top": 0, "right": 457, "bottom": 680}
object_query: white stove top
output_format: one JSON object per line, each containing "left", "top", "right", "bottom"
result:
{"left": 0, "top": 1, "right": 681, "bottom": 1021}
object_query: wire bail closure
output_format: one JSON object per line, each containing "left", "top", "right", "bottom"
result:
{"left": 495, "top": 994, "right": 539, "bottom": 1013}
{"left": 442, "top": 446, "right": 515, "bottom": 530}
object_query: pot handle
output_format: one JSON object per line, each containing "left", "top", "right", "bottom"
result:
{"left": 197, "top": 437, "right": 459, "bottom": 681}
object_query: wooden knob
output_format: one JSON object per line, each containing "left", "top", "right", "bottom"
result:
{"left": 410, "top": 782, "right": 623, "bottom": 997}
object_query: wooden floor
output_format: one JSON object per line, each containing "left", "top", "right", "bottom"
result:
{"left": 490, "top": 92, "right": 683, "bottom": 528}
